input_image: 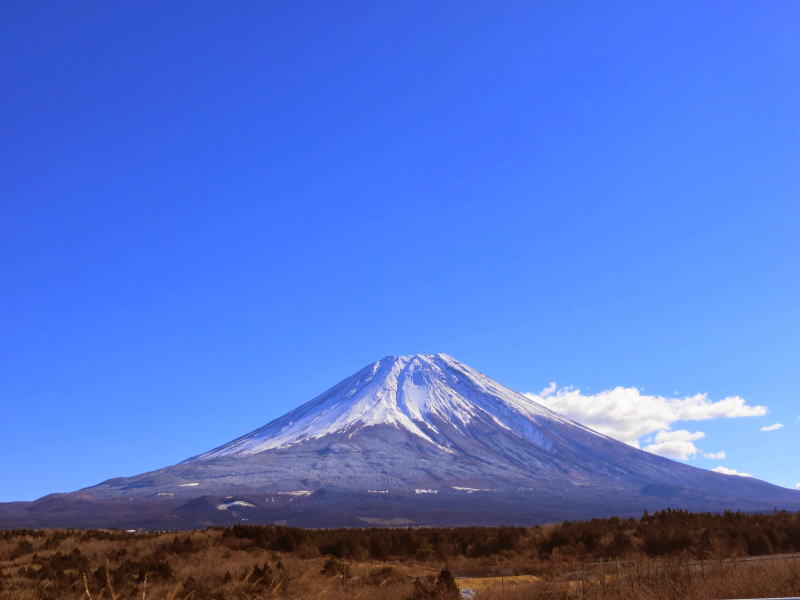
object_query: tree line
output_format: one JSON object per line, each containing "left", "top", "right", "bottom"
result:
{"left": 223, "top": 508, "right": 800, "bottom": 561}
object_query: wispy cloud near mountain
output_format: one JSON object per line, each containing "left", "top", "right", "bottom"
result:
{"left": 643, "top": 429, "right": 705, "bottom": 460}
{"left": 760, "top": 423, "right": 784, "bottom": 432}
{"left": 526, "top": 384, "right": 767, "bottom": 458}
{"left": 704, "top": 451, "right": 726, "bottom": 460}
{"left": 713, "top": 466, "right": 752, "bottom": 477}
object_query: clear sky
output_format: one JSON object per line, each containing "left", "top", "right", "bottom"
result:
{"left": 1, "top": 2, "right": 798, "bottom": 502}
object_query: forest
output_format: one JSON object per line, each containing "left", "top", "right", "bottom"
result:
{"left": 1, "top": 509, "right": 800, "bottom": 599}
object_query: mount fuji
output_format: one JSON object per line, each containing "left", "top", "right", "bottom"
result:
{"left": 2, "top": 353, "right": 798, "bottom": 529}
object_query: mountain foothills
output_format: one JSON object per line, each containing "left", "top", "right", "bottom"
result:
{"left": 2, "top": 354, "right": 798, "bottom": 529}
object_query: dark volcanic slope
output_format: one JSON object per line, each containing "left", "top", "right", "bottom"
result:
{"left": 2, "top": 354, "right": 798, "bottom": 529}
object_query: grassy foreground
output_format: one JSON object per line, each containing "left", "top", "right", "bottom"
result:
{"left": 1, "top": 510, "right": 800, "bottom": 599}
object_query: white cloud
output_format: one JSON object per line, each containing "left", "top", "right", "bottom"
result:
{"left": 526, "top": 384, "right": 767, "bottom": 455}
{"left": 760, "top": 423, "right": 784, "bottom": 432}
{"left": 796, "top": 483, "right": 800, "bottom": 490}
{"left": 642, "top": 429, "right": 705, "bottom": 459}
{"left": 712, "top": 466, "right": 752, "bottom": 477}
{"left": 703, "top": 451, "right": 726, "bottom": 460}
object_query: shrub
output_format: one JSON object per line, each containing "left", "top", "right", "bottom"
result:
{"left": 409, "top": 569, "right": 460, "bottom": 600}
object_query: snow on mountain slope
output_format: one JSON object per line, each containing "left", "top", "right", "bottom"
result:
{"left": 187, "top": 353, "right": 599, "bottom": 461}
{"left": 4, "top": 353, "right": 800, "bottom": 529}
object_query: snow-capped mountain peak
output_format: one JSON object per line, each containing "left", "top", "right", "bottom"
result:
{"left": 188, "top": 353, "right": 582, "bottom": 461}
{"left": 31, "top": 352, "right": 799, "bottom": 529}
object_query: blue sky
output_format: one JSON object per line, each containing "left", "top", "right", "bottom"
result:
{"left": 1, "top": 2, "right": 798, "bottom": 502}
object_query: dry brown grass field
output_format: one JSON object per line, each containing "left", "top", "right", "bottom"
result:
{"left": 1, "top": 510, "right": 800, "bottom": 599}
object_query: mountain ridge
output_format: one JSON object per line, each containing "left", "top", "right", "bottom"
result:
{"left": 2, "top": 353, "right": 798, "bottom": 529}
{"left": 186, "top": 353, "right": 596, "bottom": 462}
